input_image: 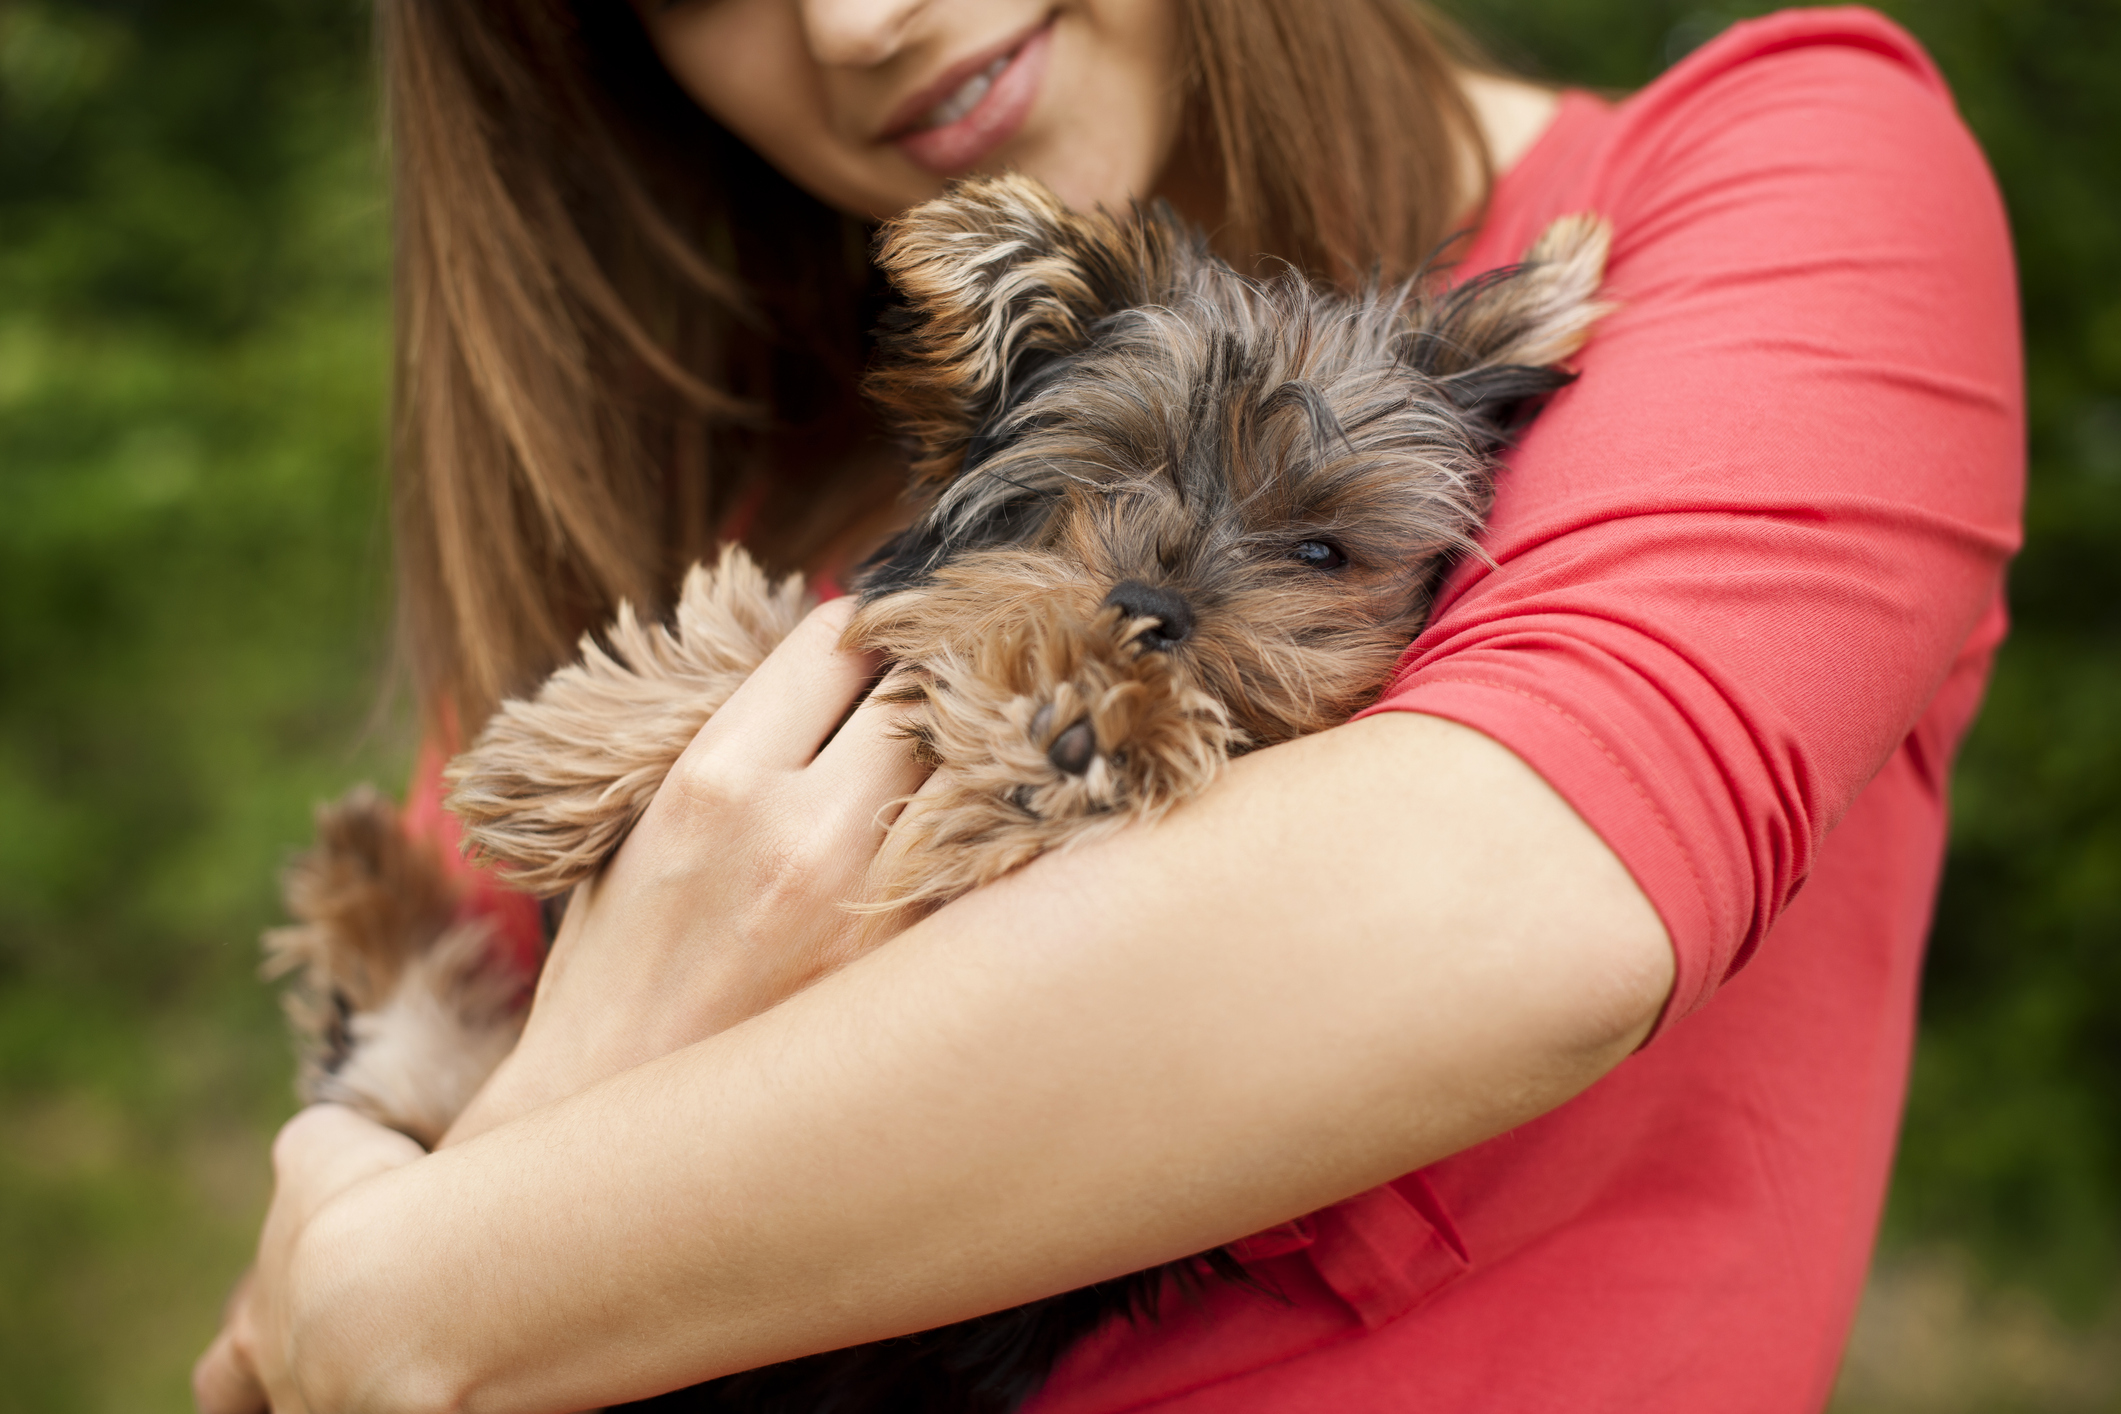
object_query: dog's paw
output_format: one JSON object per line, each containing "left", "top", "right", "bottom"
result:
{"left": 446, "top": 544, "right": 812, "bottom": 896}
{"left": 859, "top": 599, "right": 1237, "bottom": 925}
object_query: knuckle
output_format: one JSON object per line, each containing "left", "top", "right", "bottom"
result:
{"left": 800, "top": 595, "right": 858, "bottom": 641}
{"left": 190, "top": 1347, "right": 223, "bottom": 1409}
{"left": 192, "top": 1324, "right": 259, "bottom": 1414}
{"left": 774, "top": 832, "right": 839, "bottom": 884}
{"left": 667, "top": 746, "right": 759, "bottom": 811}
{"left": 792, "top": 597, "right": 871, "bottom": 668}
{"left": 744, "top": 827, "right": 842, "bottom": 908}
{"left": 269, "top": 1106, "right": 329, "bottom": 1176}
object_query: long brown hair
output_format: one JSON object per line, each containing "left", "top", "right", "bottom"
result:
{"left": 381, "top": 0, "right": 1490, "bottom": 733}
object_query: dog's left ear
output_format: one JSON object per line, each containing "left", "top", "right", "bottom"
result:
{"left": 869, "top": 174, "right": 1193, "bottom": 489}
{"left": 1403, "top": 213, "right": 1614, "bottom": 439}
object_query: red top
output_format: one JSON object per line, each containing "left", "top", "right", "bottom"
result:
{"left": 1025, "top": 9, "right": 2022, "bottom": 1412}
{"left": 409, "top": 9, "right": 2020, "bottom": 1408}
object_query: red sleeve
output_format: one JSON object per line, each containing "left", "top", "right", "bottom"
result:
{"left": 1358, "top": 11, "right": 2024, "bottom": 1030}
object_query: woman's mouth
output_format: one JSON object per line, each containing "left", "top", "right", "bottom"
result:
{"left": 924, "top": 52, "right": 1011, "bottom": 130}
{"left": 888, "top": 21, "right": 1054, "bottom": 176}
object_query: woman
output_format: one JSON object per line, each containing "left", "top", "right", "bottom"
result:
{"left": 196, "top": 1, "right": 2022, "bottom": 1410}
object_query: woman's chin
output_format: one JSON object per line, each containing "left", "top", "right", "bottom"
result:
{"left": 1001, "top": 148, "right": 1162, "bottom": 218}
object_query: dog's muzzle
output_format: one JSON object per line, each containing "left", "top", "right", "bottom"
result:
{"left": 1104, "top": 581, "right": 1193, "bottom": 650}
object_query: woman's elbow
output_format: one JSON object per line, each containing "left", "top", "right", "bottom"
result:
{"left": 1503, "top": 813, "right": 1676, "bottom": 1078}
{"left": 1565, "top": 896, "right": 1676, "bottom": 1064}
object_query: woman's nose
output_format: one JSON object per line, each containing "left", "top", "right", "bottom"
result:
{"left": 798, "top": 0, "right": 931, "bottom": 69}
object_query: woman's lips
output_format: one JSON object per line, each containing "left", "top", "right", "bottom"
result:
{"left": 891, "top": 22, "right": 1052, "bottom": 176}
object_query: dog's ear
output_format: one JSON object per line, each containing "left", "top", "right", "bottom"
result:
{"left": 868, "top": 174, "right": 1192, "bottom": 490}
{"left": 1403, "top": 213, "right": 1613, "bottom": 440}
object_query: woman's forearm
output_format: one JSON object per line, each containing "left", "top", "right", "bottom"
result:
{"left": 292, "top": 712, "right": 1673, "bottom": 1414}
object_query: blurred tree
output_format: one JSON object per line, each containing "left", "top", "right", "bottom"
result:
{"left": 0, "top": 2, "right": 399, "bottom": 1407}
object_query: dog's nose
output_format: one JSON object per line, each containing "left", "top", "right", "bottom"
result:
{"left": 1103, "top": 581, "right": 1193, "bottom": 650}
{"left": 1047, "top": 720, "right": 1097, "bottom": 776}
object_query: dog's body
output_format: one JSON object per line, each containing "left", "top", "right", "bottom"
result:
{"left": 267, "top": 177, "right": 1609, "bottom": 1413}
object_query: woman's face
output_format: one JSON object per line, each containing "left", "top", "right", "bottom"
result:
{"left": 639, "top": 0, "right": 1188, "bottom": 220}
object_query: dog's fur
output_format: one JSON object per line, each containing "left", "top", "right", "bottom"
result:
{"left": 449, "top": 180, "right": 1609, "bottom": 924}
{"left": 264, "top": 786, "right": 523, "bottom": 1149}
{"left": 270, "top": 176, "right": 1609, "bottom": 1413}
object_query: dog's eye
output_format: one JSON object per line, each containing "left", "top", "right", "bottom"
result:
{"left": 1291, "top": 540, "right": 1347, "bottom": 571}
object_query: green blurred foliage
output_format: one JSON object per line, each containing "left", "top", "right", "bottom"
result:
{"left": 0, "top": 0, "right": 2115, "bottom": 1408}
{"left": 0, "top": 1, "right": 400, "bottom": 1407}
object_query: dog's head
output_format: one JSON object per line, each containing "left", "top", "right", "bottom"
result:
{"left": 851, "top": 176, "right": 1608, "bottom": 909}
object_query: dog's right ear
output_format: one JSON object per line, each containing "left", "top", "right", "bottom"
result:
{"left": 868, "top": 174, "right": 1191, "bottom": 491}
{"left": 1402, "top": 213, "right": 1613, "bottom": 442}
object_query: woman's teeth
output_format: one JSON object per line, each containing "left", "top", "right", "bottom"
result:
{"left": 919, "top": 53, "right": 1011, "bottom": 131}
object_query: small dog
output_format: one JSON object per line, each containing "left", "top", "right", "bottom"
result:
{"left": 267, "top": 175, "right": 1609, "bottom": 1414}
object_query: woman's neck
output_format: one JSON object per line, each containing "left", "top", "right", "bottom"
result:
{"left": 1151, "top": 67, "right": 1562, "bottom": 247}
{"left": 1458, "top": 68, "right": 1563, "bottom": 195}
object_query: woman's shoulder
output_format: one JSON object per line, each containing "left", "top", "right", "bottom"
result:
{"left": 1474, "top": 7, "right": 1986, "bottom": 269}
{"left": 1606, "top": 5, "right": 1963, "bottom": 176}
{"left": 1632, "top": 4, "right": 1949, "bottom": 117}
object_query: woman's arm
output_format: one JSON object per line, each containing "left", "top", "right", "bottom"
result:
{"left": 279, "top": 704, "right": 1669, "bottom": 1414}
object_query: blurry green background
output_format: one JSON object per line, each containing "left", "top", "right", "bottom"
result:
{"left": 0, "top": 0, "right": 2113, "bottom": 1409}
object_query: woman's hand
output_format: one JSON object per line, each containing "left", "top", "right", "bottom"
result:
{"left": 448, "top": 597, "right": 931, "bottom": 1144}
{"left": 193, "top": 597, "right": 927, "bottom": 1410}
{"left": 193, "top": 1106, "right": 424, "bottom": 1414}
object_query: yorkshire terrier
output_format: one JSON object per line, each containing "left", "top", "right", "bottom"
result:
{"left": 266, "top": 174, "right": 1609, "bottom": 1413}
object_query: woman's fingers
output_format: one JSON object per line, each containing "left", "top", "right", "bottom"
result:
{"left": 496, "top": 595, "right": 940, "bottom": 1092}
{"left": 193, "top": 1324, "right": 268, "bottom": 1414}
{"left": 808, "top": 667, "right": 933, "bottom": 831}
{"left": 665, "top": 597, "right": 930, "bottom": 852}
{"left": 682, "top": 598, "right": 878, "bottom": 776}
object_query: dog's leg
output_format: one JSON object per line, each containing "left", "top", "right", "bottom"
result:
{"left": 446, "top": 544, "right": 813, "bottom": 896}
{"left": 264, "top": 786, "right": 523, "bottom": 1147}
{"left": 853, "top": 594, "right": 1236, "bottom": 933}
